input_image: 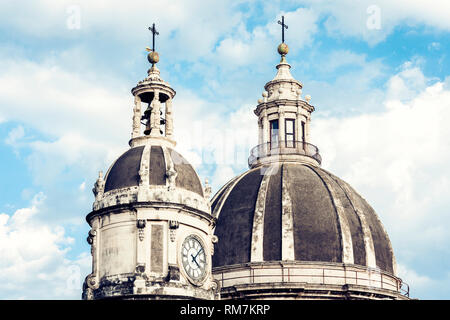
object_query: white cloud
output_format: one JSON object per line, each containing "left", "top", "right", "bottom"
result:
{"left": 0, "top": 0, "right": 244, "bottom": 63}
{"left": 0, "top": 193, "right": 90, "bottom": 299}
{"left": 0, "top": 54, "right": 132, "bottom": 188}
{"left": 298, "top": 0, "right": 450, "bottom": 45}
{"left": 396, "top": 263, "right": 434, "bottom": 297}
{"left": 428, "top": 42, "right": 441, "bottom": 51}
{"left": 4, "top": 125, "right": 25, "bottom": 146}
{"left": 317, "top": 50, "right": 368, "bottom": 73}
{"left": 303, "top": 50, "right": 387, "bottom": 115}
{"left": 386, "top": 59, "right": 429, "bottom": 102}
{"left": 214, "top": 7, "right": 320, "bottom": 69}
{"left": 172, "top": 89, "right": 258, "bottom": 192}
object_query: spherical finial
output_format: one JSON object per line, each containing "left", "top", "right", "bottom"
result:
{"left": 147, "top": 51, "right": 159, "bottom": 64}
{"left": 277, "top": 43, "right": 289, "bottom": 56}
{"left": 305, "top": 94, "right": 311, "bottom": 103}
{"left": 262, "top": 91, "right": 268, "bottom": 97}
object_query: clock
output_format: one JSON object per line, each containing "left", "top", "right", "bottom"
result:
{"left": 181, "top": 235, "right": 207, "bottom": 283}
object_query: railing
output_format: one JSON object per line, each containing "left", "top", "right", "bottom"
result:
{"left": 214, "top": 262, "right": 410, "bottom": 298}
{"left": 400, "top": 281, "right": 410, "bottom": 297}
{"left": 248, "top": 140, "right": 322, "bottom": 167}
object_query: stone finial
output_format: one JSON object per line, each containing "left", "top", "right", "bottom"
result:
{"left": 278, "top": 43, "right": 289, "bottom": 56}
{"left": 147, "top": 51, "right": 159, "bottom": 64}
{"left": 305, "top": 95, "right": 311, "bottom": 103}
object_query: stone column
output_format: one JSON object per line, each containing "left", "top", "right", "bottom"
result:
{"left": 150, "top": 90, "right": 161, "bottom": 137}
{"left": 132, "top": 95, "right": 142, "bottom": 139}
{"left": 305, "top": 117, "right": 311, "bottom": 143}
{"left": 165, "top": 98, "right": 173, "bottom": 139}
{"left": 296, "top": 109, "right": 302, "bottom": 142}
{"left": 261, "top": 110, "right": 268, "bottom": 145}
{"left": 258, "top": 118, "right": 263, "bottom": 145}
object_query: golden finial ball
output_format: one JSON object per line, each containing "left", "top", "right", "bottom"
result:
{"left": 277, "top": 43, "right": 289, "bottom": 55}
{"left": 147, "top": 51, "right": 159, "bottom": 64}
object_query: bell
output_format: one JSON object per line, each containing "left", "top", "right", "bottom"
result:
{"left": 143, "top": 105, "right": 152, "bottom": 117}
{"left": 143, "top": 120, "right": 151, "bottom": 135}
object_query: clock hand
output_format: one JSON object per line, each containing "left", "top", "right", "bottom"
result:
{"left": 191, "top": 254, "right": 200, "bottom": 268}
{"left": 194, "top": 248, "right": 204, "bottom": 259}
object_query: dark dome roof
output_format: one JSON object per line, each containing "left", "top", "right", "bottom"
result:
{"left": 211, "top": 163, "right": 395, "bottom": 274}
{"left": 104, "top": 145, "right": 204, "bottom": 197}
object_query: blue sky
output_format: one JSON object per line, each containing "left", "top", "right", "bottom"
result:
{"left": 1, "top": 0, "right": 450, "bottom": 299}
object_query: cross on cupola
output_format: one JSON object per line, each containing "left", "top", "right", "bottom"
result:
{"left": 276, "top": 16, "right": 289, "bottom": 60}
{"left": 146, "top": 23, "right": 160, "bottom": 65}
{"left": 148, "top": 23, "right": 159, "bottom": 52}
{"left": 278, "top": 16, "right": 288, "bottom": 43}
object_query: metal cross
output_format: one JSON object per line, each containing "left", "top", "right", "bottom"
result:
{"left": 277, "top": 16, "right": 288, "bottom": 43}
{"left": 148, "top": 23, "right": 159, "bottom": 51}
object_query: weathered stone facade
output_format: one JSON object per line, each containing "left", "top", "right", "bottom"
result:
{"left": 82, "top": 46, "right": 219, "bottom": 300}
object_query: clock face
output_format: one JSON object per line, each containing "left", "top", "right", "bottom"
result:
{"left": 181, "top": 235, "right": 207, "bottom": 283}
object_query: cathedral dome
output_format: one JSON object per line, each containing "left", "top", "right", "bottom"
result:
{"left": 89, "top": 140, "right": 209, "bottom": 215}
{"left": 104, "top": 144, "right": 204, "bottom": 197}
{"left": 209, "top": 21, "right": 409, "bottom": 299}
{"left": 211, "top": 163, "right": 396, "bottom": 275}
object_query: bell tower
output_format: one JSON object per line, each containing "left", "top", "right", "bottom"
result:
{"left": 82, "top": 24, "right": 219, "bottom": 300}
{"left": 249, "top": 16, "right": 321, "bottom": 168}
{"left": 131, "top": 23, "right": 176, "bottom": 146}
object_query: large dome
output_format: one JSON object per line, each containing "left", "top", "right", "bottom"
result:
{"left": 211, "top": 163, "right": 396, "bottom": 275}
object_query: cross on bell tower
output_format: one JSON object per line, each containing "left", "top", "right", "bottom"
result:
{"left": 278, "top": 15, "right": 288, "bottom": 43}
{"left": 148, "top": 23, "right": 159, "bottom": 52}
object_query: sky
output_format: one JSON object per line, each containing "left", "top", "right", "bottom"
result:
{"left": 0, "top": 0, "right": 449, "bottom": 300}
